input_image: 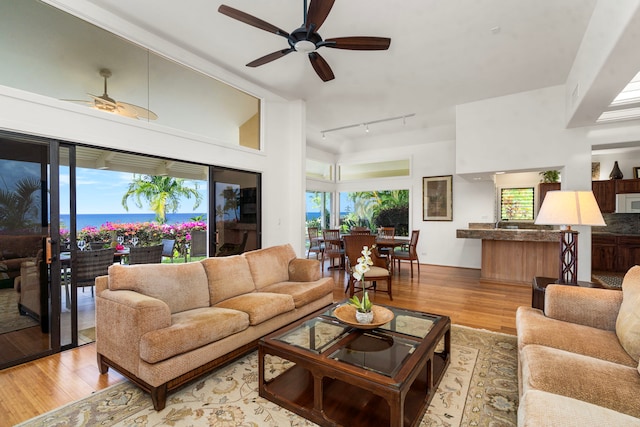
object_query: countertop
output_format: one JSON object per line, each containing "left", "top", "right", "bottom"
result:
{"left": 456, "top": 228, "right": 562, "bottom": 242}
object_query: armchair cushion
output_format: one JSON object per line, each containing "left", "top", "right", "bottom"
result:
{"left": 201, "top": 256, "right": 256, "bottom": 304}
{"left": 617, "top": 266, "right": 640, "bottom": 362}
{"left": 544, "top": 285, "right": 622, "bottom": 330}
{"left": 521, "top": 344, "right": 640, "bottom": 418}
{"left": 516, "top": 306, "right": 636, "bottom": 367}
{"left": 214, "top": 292, "right": 295, "bottom": 325}
{"left": 364, "top": 266, "right": 391, "bottom": 278}
{"left": 108, "top": 263, "right": 209, "bottom": 314}
{"left": 139, "top": 307, "right": 249, "bottom": 364}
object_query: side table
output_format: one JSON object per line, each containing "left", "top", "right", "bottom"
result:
{"left": 532, "top": 276, "right": 602, "bottom": 311}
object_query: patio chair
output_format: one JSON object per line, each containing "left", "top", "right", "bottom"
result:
{"left": 392, "top": 230, "right": 420, "bottom": 277}
{"left": 73, "top": 248, "right": 115, "bottom": 297}
{"left": 215, "top": 231, "right": 248, "bottom": 257}
{"left": 343, "top": 234, "right": 392, "bottom": 300}
{"left": 161, "top": 239, "right": 176, "bottom": 263}
{"left": 128, "top": 244, "right": 163, "bottom": 265}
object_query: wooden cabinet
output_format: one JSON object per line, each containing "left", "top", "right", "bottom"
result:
{"left": 615, "top": 178, "right": 640, "bottom": 194}
{"left": 591, "top": 234, "right": 616, "bottom": 271}
{"left": 592, "top": 180, "right": 616, "bottom": 213}
{"left": 592, "top": 234, "right": 640, "bottom": 273}
{"left": 538, "top": 182, "right": 561, "bottom": 209}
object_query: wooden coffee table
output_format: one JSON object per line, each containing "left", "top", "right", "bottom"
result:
{"left": 258, "top": 302, "right": 451, "bottom": 427}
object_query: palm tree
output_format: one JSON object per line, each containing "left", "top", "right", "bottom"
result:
{"left": 0, "top": 177, "right": 41, "bottom": 231}
{"left": 121, "top": 175, "right": 202, "bottom": 223}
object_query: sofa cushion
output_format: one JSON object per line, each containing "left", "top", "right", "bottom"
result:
{"left": 243, "top": 244, "right": 296, "bottom": 290}
{"left": 214, "top": 292, "right": 295, "bottom": 325}
{"left": 521, "top": 344, "right": 640, "bottom": 418}
{"left": 617, "top": 266, "right": 640, "bottom": 362}
{"left": 261, "top": 278, "right": 334, "bottom": 308}
{"left": 516, "top": 306, "right": 637, "bottom": 367}
{"left": 139, "top": 307, "right": 249, "bottom": 364}
{"left": 201, "top": 256, "right": 256, "bottom": 304}
{"left": 108, "top": 263, "right": 210, "bottom": 314}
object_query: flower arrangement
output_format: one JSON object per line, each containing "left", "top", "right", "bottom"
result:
{"left": 348, "top": 245, "right": 375, "bottom": 323}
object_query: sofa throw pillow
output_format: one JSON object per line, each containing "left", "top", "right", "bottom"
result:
{"left": 108, "top": 262, "right": 210, "bottom": 314}
{"left": 243, "top": 244, "right": 296, "bottom": 290}
{"left": 616, "top": 265, "right": 640, "bottom": 362}
{"left": 201, "top": 256, "right": 256, "bottom": 304}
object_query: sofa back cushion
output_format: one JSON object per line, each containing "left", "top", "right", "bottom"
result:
{"left": 201, "top": 255, "right": 256, "bottom": 304}
{"left": 616, "top": 266, "right": 640, "bottom": 362}
{"left": 243, "top": 244, "right": 296, "bottom": 290}
{"left": 108, "top": 262, "right": 210, "bottom": 314}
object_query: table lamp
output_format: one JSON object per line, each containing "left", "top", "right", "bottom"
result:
{"left": 535, "top": 190, "right": 606, "bottom": 284}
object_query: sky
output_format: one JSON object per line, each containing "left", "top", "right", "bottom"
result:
{"left": 60, "top": 167, "right": 207, "bottom": 215}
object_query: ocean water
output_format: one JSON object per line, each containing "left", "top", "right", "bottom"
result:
{"left": 60, "top": 213, "right": 207, "bottom": 230}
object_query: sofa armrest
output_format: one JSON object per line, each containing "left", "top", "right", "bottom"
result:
{"left": 96, "top": 289, "right": 172, "bottom": 374}
{"left": 545, "top": 285, "right": 623, "bottom": 331}
{"left": 288, "top": 258, "right": 321, "bottom": 282}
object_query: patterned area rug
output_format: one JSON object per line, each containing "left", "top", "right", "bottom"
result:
{"left": 17, "top": 325, "right": 518, "bottom": 427}
{"left": 591, "top": 273, "right": 623, "bottom": 289}
{"left": 0, "top": 288, "right": 38, "bottom": 334}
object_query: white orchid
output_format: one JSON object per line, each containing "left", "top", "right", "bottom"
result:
{"left": 352, "top": 245, "right": 374, "bottom": 281}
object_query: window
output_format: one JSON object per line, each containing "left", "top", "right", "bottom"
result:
{"left": 500, "top": 187, "right": 534, "bottom": 220}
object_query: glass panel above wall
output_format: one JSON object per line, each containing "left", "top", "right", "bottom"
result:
{"left": 306, "top": 159, "right": 333, "bottom": 181}
{"left": 338, "top": 159, "right": 410, "bottom": 181}
{"left": 0, "top": 0, "right": 260, "bottom": 149}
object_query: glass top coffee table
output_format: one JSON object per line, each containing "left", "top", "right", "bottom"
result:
{"left": 258, "top": 301, "right": 451, "bottom": 427}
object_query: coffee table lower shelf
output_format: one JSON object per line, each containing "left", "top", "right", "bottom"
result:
{"left": 259, "top": 345, "right": 449, "bottom": 427}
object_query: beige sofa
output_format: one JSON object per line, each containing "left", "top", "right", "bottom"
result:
{"left": 95, "top": 244, "right": 334, "bottom": 410}
{"left": 516, "top": 266, "right": 640, "bottom": 426}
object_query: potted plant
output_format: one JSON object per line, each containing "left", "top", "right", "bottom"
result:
{"left": 348, "top": 245, "right": 376, "bottom": 323}
{"left": 348, "top": 292, "right": 373, "bottom": 324}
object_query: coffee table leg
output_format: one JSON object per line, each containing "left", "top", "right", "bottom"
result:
{"left": 388, "top": 394, "right": 404, "bottom": 427}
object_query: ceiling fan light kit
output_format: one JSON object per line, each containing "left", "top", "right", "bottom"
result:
{"left": 218, "top": 0, "right": 391, "bottom": 82}
{"left": 64, "top": 68, "right": 158, "bottom": 121}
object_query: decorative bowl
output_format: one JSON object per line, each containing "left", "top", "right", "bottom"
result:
{"left": 334, "top": 304, "right": 394, "bottom": 329}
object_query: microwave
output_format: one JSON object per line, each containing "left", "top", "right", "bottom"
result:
{"left": 616, "top": 193, "right": 640, "bottom": 213}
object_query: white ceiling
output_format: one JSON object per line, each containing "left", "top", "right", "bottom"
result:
{"left": 69, "top": 0, "right": 600, "bottom": 151}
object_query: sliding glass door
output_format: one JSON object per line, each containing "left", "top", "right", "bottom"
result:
{"left": 0, "top": 133, "right": 62, "bottom": 369}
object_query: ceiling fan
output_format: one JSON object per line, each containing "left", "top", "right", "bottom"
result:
{"left": 218, "top": 0, "right": 391, "bottom": 82}
{"left": 66, "top": 68, "right": 158, "bottom": 120}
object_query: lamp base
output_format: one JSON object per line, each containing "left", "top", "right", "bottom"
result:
{"left": 557, "top": 229, "right": 579, "bottom": 285}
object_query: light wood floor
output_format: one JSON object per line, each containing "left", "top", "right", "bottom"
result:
{"left": 0, "top": 263, "right": 531, "bottom": 426}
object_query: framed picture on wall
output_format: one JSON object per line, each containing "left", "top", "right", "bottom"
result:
{"left": 423, "top": 175, "right": 453, "bottom": 221}
{"left": 634, "top": 167, "right": 640, "bottom": 179}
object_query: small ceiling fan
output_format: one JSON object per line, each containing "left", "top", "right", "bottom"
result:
{"left": 218, "top": 0, "right": 391, "bottom": 82}
{"left": 65, "top": 68, "right": 158, "bottom": 120}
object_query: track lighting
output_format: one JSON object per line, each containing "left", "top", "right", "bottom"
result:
{"left": 320, "top": 113, "right": 415, "bottom": 138}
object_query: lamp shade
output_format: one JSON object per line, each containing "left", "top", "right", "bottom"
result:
{"left": 535, "top": 191, "right": 606, "bottom": 226}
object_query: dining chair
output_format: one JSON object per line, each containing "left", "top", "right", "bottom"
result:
{"left": 392, "top": 230, "right": 421, "bottom": 277}
{"left": 349, "top": 226, "right": 371, "bottom": 235}
{"left": 376, "top": 226, "right": 395, "bottom": 258}
{"left": 307, "top": 227, "right": 323, "bottom": 259}
{"left": 161, "top": 239, "right": 176, "bottom": 262}
{"left": 129, "top": 244, "right": 163, "bottom": 265}
{"left": 343, "top": 234, "right": 392, "bottom": 300}
{"left": 322, "top": 229, "right": 344, "bottom": 270}
{"left": 73, "top": 247, "right": 116, "bottom": 297}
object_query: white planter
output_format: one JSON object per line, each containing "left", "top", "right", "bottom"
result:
{"left": 355, "top": 310, "right": 374, "bottom": 324}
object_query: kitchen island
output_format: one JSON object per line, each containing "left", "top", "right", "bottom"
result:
{"left": 457, "top": 224, "right": 561, "bottom": 284}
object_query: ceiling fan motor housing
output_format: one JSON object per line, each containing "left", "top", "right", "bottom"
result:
{"left": 289, "top": 27, "right": 322, "bottom": 53}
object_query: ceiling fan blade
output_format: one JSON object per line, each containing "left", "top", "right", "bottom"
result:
{"left": 309, "top": 52, "right": 335, "bottom": 82}
{"left": 306, "top": 0, "right": 335, "bottom": 31}
{"left": 247, "top": 48, "right": 294, "bottom": 67}
{"left": 324, "top": 37, "right": 391, "bottom": 50}
{"left": 218, "top": 5, "right": 289, "bottom": 38}
{"left": 117, "top": 102, "right": 158, "bottom": 120}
